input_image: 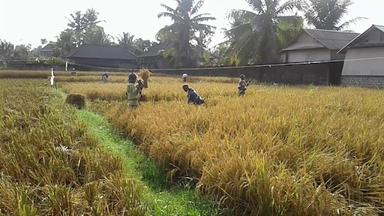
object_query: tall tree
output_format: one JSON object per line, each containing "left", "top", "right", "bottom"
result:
{"left": 0, "top": 40, "right": 15, "bottom": 68}
{"left": 303, "top": 0, "right": 364, "bottom": 30}
{"left": 118, "top": 33, "right": 153, "bottom": 55}
{"left": 83, "top": 26, "right": 112, "bottom": 45}
{"left": 226, "top": 0, "right": 302, "bottom": 65}
{"left": 56, "top": 29, "right": 76, "bottom": 56}
{"left": 118, "top": 32, "right": 135, "bottom": 48}
{"left": 157, "top": 0, "right": 216, "bottom": 67}
{"left": 67, "top": 9, "right": 102, "bottom": 46}
{"left": 57, "top": 9, "right": 109, "bottom": 56}
{"left": 41, "top": 38, "right": 48, "bottom": 45}
{"left": 13, "top": 44, "right": 31, "bottom": 60}
{"left": 276, "top": 16, "right": 303, "bottom": 50}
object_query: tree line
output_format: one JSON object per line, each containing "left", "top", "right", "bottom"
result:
{"left": 0, "top": 0, "right": 363, "bottom": 68}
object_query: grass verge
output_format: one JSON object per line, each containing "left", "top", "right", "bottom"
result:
{"left": 77, "top": 110, "right": 218, "bottom": 216}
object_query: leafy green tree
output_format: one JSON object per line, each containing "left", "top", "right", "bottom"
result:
{"left": 303, "top": 0, "right": 364, "bottom": 30}
{"left": 118, "top": 32, "right": 135, "bottom": 48}
{"left": 84, "top": 26, "right": 112, "bottom": 45}
{"left": 226, "top": 0, "right": 302, "bottom": 65}
{"left": 57, "top": 9, "right": 110, "bottom": 56}
{"left": 277, "top": 16, "right": 303, "bottom": 50}
{"left": 67, "top": 9, "right": 102, "bottom": 46}
{"left": 118, "top": 33, "right": 154, "bottom": 55}
{"left": 158, "top": 0, "right": 216, "bottom": 67}
{"left": 0, "top": 40, "right": 15, "bottom": 68}
{"left": 13, "top": 44, "right": 31, "bottom": 60}
{"left": 134, "top": 38, "right": 153, "bottom": 54}
{"left": 56, "top": 29, "right": 76, "bottom": 56}
{"left": 41, "top": 38, "right": 48, "bottom": 45}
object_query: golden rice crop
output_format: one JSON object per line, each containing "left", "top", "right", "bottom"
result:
{"left": 138, "top": 68, "right": 151, "bottom": 89}
{"left": 61, "top": 77, "right": 238, "bottom": 102}
{"left": 68, "top": 77, "right": 384, "bottom": 215}
{"left": 0, "top": 80, "right": 147, "bottom": 215}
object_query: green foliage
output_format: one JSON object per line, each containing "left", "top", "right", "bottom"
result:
{"left": 157, "top": 0, "right": 216, "bottom": 68}
{"left": 226, "top": 0, "right": 303, "bottom": 65}
{"left": 13, "top": 44, "right": 31, "bottom": 60}
{"left": 277, "top": 16, "right": 304, "bottom": 49}
{"left": 118, "top": 32, "right": 154, "bottom": 56}
{"left": 56, "top": 9, "right": 112, "bottom": 56}
{"left": 303, "top": 0, "right": 365, "bottom": 30}
{"left": 56, "top": 29, "right": 76, "bottom": 56}
{"left": 0, "top": 40, "right": 15, "bottom": 68}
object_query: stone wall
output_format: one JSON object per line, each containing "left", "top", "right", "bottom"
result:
{"left": 341, "top": 76, "right": 384, "bottom": 88}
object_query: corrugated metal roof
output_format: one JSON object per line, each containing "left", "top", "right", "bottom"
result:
{"left": 283, "top": 29, "right": 359, "bottom": 52}
{"left": 339, "top": 25, "right": 384, "bottom": 53}
{"left": 305, "top": 29, "right": 359, "bottom": 50}
{"left": 374, "top": 25, "right": 384, "bottom": 32}
{"left": 67, "top": 45, "right": 137, "bottom": 60}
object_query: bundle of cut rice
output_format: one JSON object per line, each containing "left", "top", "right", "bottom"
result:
{"left": 139, "top": 69, "right": 151, "bottom": 88}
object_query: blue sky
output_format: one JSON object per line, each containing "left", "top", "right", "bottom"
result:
{"left": 0, "top": 0, "right": 383, "bottom": 48}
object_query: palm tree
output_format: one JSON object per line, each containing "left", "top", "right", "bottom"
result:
{"left": 118, "top": 32, "right": 135, "bottom": 48}
{"left": 303, "top": 0, "right": 364, "bottom": 30}
{"left": 226, "top": 0, "right": 302, "bottom": 65}
{"left": 157, "top": 0, "right": 216, "bottom": 67}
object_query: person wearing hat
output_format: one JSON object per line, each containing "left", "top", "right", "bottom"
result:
{"left": 127, "top": 73, "right": 144, "bottom": 108}
{"left": 182, "top": 84, "right": 204, "bottom": 105}
{"left": 238, "top": 74, "right": 248, "bottom": 96}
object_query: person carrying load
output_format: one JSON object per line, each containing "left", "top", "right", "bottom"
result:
{"left": 127, "top": 73, "right": 144, "bottom": 108}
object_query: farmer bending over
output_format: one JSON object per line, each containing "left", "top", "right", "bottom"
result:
{"left": 182, "top": 84, "right": 204, "bottom": 105}
{"left": 127, "top": 73, "right": 144, "bottom": 108}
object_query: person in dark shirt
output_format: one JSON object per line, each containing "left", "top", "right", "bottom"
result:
{"left": 182, "top": 84, "right": 204, "bottom": 105}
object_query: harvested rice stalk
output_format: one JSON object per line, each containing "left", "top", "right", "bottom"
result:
{"left": 138, "top": 69, "right": 151, "bottom": 88}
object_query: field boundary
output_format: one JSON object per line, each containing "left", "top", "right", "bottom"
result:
{"left": 76, "top": 110, "right": 218, "bottom": 215}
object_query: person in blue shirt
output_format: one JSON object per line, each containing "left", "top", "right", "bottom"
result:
{"left": 182, "top": 84, "right": 204, "bottom": 105}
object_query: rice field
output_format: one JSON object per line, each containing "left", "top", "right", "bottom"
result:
{"left": 2, "top": 70, "right": 384, "bottom": 215}
{"left": 61, "top": 75, "right": 384, "bottom": 215}
{"left": 0, "top": 80, "right": 147, "bottom": 215}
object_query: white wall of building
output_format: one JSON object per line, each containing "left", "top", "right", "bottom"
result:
{"left": 284, "top": 49, "right": 331, "bottom": 63}
{"left": 342, "top": 47, "right": 384, "bottom": 76}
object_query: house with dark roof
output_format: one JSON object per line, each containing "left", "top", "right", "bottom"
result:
{"left": 40, "top": 43, "right": 56, "bottom": 58}
{"left": 281, "top": 29, "right": 359, "bottom": 63}
{"left": 67, "top": 45, "right": 138, "bottom": 70}
{"left": 338, "top": 25, "right": 384, "bottom": 87}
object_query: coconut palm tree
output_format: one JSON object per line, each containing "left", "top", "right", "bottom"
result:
{"left": 303, "top": 0, "right": 364, "bottom": 30}
{"left": 157, "top": 0, "right": 216, "bottom": 67}
{"left": 226, "top": 0, "right": 302, "bottom": 65}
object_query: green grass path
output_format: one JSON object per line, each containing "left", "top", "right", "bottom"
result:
{"left": 77, "top": 110, "right": 218, "bottom": 216}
